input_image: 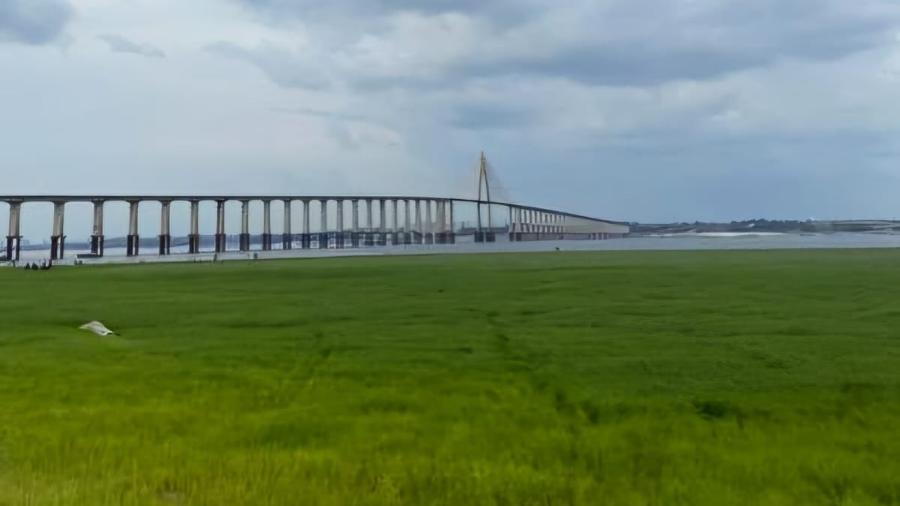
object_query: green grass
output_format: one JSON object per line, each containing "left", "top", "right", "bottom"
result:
{"left": 1, "top": 250, "right": 899, "bottom": 505}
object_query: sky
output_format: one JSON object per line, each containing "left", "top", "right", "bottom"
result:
{"left": 3, "top": 0, "right": 900, "bottom": 240}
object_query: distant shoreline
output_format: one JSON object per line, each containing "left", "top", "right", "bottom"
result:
{"left": 5, "top": 232, "right": 900, "bottom": 267}
{"left": 643, "top": 232, "right": 788, "bottom": 238}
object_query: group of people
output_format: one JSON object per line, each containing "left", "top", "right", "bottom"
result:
{"left": 21, "top": 260, "right": 53, "bottom": 271}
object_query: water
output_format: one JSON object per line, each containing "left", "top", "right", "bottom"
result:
{"left": 9, "top": 232, "right": 900, "bottom": 265}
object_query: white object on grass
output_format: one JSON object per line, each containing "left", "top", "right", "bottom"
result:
{"left": 79, "top": 321, "right": 116, "bottom": 336}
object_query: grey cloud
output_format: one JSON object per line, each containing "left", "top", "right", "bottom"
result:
{"left": 228, "top": 0, "right": 900, "bottom": 89}
{"left": 270, "top": 106, "right": 368, "bottom": 122}
{"left": 207, "top": 41, "right": 329, "bottom": 89}
{"left": 98, "top": 34, "right": 165, "bottom": 58}
{"left": 449, "top": 102, "right": 537, "bottom": 131}
{"left": 481, "top": 45, "right": 769, "bottom": 87}
{"left": 461, "top": 0, "right": 900, "bottom": 86}
{"left": 235, "top": 0, "right": 537, "bottom": 23}
{"left": 0, "top": 0, "right": 72, "bottom": 45}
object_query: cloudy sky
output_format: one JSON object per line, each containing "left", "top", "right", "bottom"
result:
{"left": 3, "top": 0, "right": 900, "bottom": 236}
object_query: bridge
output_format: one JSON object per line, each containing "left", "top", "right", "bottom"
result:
{"left": 1, "top": 155, "right": 629, "bottom": 261}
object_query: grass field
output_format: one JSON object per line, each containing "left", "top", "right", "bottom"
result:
{"left": 1, "top": 250, "right": 899, "bottom": 505}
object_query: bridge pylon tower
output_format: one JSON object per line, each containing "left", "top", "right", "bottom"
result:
{"left": 475, "top": 151, "right": 495, "bottom": 243}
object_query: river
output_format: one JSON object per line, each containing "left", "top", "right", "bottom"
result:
{"left": 9, "top": 232, "right": 900, "bottom": 265}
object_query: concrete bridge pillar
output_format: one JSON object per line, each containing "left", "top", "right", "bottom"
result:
{"left": 403, "top": 200, "right": 412, "bottom": 244}
{"left": 301, "top": 200, "right": 311, "bottom": 249}
{"left": 475, "top": 200, "right": 483, "bottom": 242}
{"left": 448, "top": 200, "right": 456, "bottom": 244}
{"left": 239, "top": 200, "right": 251, "bottom": 252}
{"left": 475, "top": 201, "right": 496, "bottom": 243}
{"left": 336, "top": 200, "right": 345, "bottom": 249}
{"left": 127, "top": 200, "right": 140, "bottom": 256}
{"left": 351, "top": 199, "right": 360, "bottom": 247}
{"left": 517, "top": 207, "right": 525, "bottom": 240}
{"left": 517, "top": 209, "right": 524, "bottom": 236}
{"left": 319, "top": 199, "right": 329, "bottom": 249}
{"left": 377, "top": 199, "right": 387, "bottom": 246}
{"left": 432, "top": 200, "right": 438, "bottom": 242}
{"left": 441, "top": 201, "right": 449, "bottom": 244}
{"left": 215, "top": 200, "right": 226, "bottom": 253}
{"left": 50, "top": 201, "right": 66, "bottom": 260}
{"left": 486, "top": 201, "right": 495, "bottom": 243}
{"left": 365, "top": 199, "right": 374, "bottom": 246}
{"left": 262, "top": 200, "right": 272, "bottom": 251}
{"left": 6, "top": 201, "right": 22, "bottom": 261}
{"left": 435, "top": 201, "right": 445, "bottom": 244}
{"left": 283, "top": 200, "right": 292, "bottom": 250}
{"left": 488, "top": 209, "right": 496, "bottom": 242}
{"left": 475, "top": 202, "right": 484, "bottom": 242}
{"left": 424, "top": 200, "right": 434, "bottom": 244}
{"left": 441, "top": 201, "right": 450, "bottom": 243}
{"left": 391, "top": 199, "right": 399, "bottom": 245}
{"left": 159, "top": 201, "right": 171, "bottom": 255}
{"left": 414, "top": 200, "right": 423, "bottom": 244}
{"left": 89, "top": 200, "right": 105, "bottom": 256}
{"left": 519, "top": 209, "right": 532, "bottom": 236}
{"left": 189, "top": 201, "right": 200, "bottom": 253}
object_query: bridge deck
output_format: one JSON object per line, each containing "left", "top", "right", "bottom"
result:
{"left": 0, "top": 195, "right": 626, "bottom": 225}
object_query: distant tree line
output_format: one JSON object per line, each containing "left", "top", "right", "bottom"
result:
{"left": 631, "top": 219, "right": 900, "bottom": 234}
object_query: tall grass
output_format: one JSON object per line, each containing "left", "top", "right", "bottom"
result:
{"left": 1, "top": 250, "right": 899, "bottom": 504}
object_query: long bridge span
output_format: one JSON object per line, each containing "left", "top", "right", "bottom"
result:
{"left": 2, "top": 195, "right": 628, "bottom": 261}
